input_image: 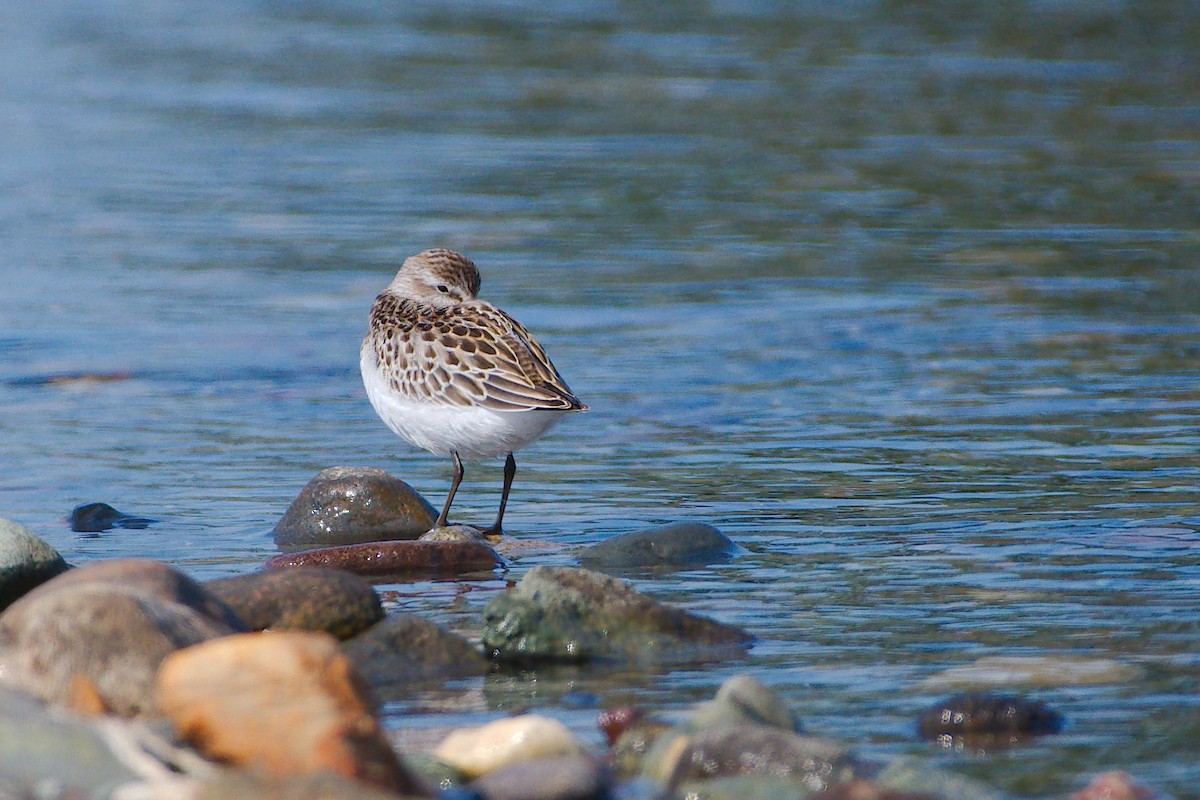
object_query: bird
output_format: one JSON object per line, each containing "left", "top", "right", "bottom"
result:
{"left": 360, "top": 248, "right": 587, "bottom": 536}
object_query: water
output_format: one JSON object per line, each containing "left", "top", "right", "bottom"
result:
{"left": 2, "top": 1, "right": 1199, "bottom": 796}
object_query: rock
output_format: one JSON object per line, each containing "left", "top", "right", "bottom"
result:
{"left": 205, "top": 567, "right": 383, "bottom": 640}
{"left": 481, "top": 566, "right": 752, "bottom": 664}
{"left": 0, "top": 559, "right": 244, "bottom": 717}
{"left": 343, "top": 614, "right": 487, "bottom": 700}
{"left": 669, "top": 775, "right": 814, "bottom": 800}
{"left": 156, "top": 631, "right": 426, "bottom": 795}
{"left": 273, "top": 467, "right": 437, "bottom": 549}
{"left": 810, "top": 781, "right": 938, "bottom": 800}
{"left": 920, "top": 656, "right": 1141, "bottom": 690}
{"left": 265, "top": 539, "right": 502, "bottom": 578}
{"left": 579, "top": 522, "right": 738, "bottom": 568}
{"left": 610, "top": 715, "right": 672, "bottom": 779}
{"left": 469, "top": 755, "right": 613, "bottom": 800}
{"left": 690, "top": 675, "right": 802, "bottom": 733}
{"left": 419, "top": 524, "right": 486, "bottom": 543}
{"left": 917, "top": 693, "right": 1062, "bottom": 744}
{"left": 0, "top": 685, "right": 141, "bottom": 796}
{"left": 657, "top": 724, "right": 860, "bottom": 793}
{"left": 194, "top": 770, "right": 426, "bottom": 800}
{"left": 433, "top": 715, "right": 586, "bottom": 780}
{"left": 0, "top": 517, "right": 69, "bottom": 609}
{"left": 875, "top": 758, "right": 1010, "bottom": 800}
{"left": 598, "top": 707, "right": 644, "bottom": 746}
{"left": 1071, "top": 771, "right": 1159, "bottom": 800}
{"left": 68, "top": 502, "right": 153, "bottom": 532}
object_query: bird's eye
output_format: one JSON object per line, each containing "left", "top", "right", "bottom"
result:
{"left": 437, "top": 285, "right": 450, "bottom": 294}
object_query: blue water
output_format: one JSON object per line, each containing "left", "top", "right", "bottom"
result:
{"left": 2, "top": 2, "right": 1199, "bottom": 796}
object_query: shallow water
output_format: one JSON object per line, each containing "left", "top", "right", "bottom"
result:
{"left": 2, "top": 1, "right": 1200, "bottom": 796}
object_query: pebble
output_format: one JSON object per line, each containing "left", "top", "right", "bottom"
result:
{"left": 481, "top": 566, "right": 752, "bottom": 664}
{"left": 205, "top": 567, "right": 383, "bottom": 640}
{"left": 272, "top": 466, "right": 438, "bottom": 549}
{"left": 0, "top": 517, "right": 69, "bottom": 609}
{"left": 156, "top": 630, "right": 426, "bottom": 795}
{"left": 433, "top": 715, "right": 586, "bottom": 779}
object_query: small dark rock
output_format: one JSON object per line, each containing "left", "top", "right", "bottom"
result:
{"left": 599, "top": 707, "right": 644, "bottom": 746}
{"left": 265, "top": 539, "right": 502, "bottom": 579}
{"left": 917, "top": 693, "right": 1063, "bottom": 743}
{"left": 579, "top": 522, "right": 738, "bottom": 569}
{"left": 0, "top": 518, "right": 70, "bottom": 610}
{"left": 481, "top": 566, "right": 752, "bottom": 665}
{"left": 205, "top": 567, "right": 383, "bottom": 640}
{"left": 68, "top": 502, "right": 154, "bottom": 532}
{"left": 273, "top": 467, "right": 437, "bottom": 549}
{"left": 344, "top": 613, "right": 488, "bottom": 700}
{"left": 469, "top": 755, "right": 613, "bottom": 800}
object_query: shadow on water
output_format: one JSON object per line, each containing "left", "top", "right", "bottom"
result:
{"left": 1, "top": 0, "right": 1199, "bottom": 795}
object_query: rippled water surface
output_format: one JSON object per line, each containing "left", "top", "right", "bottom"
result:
{"left": 2, "top": 2, "right": 1199, "bottom": 796}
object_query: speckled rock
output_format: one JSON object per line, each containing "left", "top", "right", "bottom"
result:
{"left": 68, "top": 502, "right": 153, "bottom": 532}
{"left": 434, "top": 715, "right": 586, "bottom": 779}
{"left": 343, "top": 613, "right": 487, "bottom": 701}
{"left": 0, "top": 559, "right": 244, "bottom": 717}
{"left": 917, "top": 693, "right": 1062, "bottom": 744}
{"left": 469, "top": 754, "right": 613, "bottom": 800}
{"left": 481, "top": 566, "right": 752, "bottom": 664}
{"left": 0, "top": 517, "right": 69, "bottom": 609}
{"left": 157, "top": 631, "right": 426, "bottom": 795}
{"left": 579, "top": 522, "right": 738, "bottom": 569}
{"left": 273, "top": 467, "right": 438, "bottom": 549}
{"left": 205, "top": 567, "right": 383, "bottom": 640}
{"left": 265, "top": 539, "right": 502, "bottom": 578}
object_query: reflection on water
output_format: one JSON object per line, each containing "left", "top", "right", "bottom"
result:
{"left": 1, "top": 1, "right": 1199, "bottom": 795}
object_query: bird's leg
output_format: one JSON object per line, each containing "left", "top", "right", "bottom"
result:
{"left": 436, "top": 451, "right": 465, "bottom": 528}
{"left": 481, "top": 452, "right": 516, "bottom": 538}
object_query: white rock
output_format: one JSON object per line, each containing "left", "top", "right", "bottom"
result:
{"left": 433, "top": 714, "right": 585, "bottom": 779}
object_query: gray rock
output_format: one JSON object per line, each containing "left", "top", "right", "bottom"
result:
{"left": 0, "top": 518, "right": 69, "bottom": 609}
{"left": 68, "top": 502, "right": 153, "bottom": 532}
{"left": 0, "top": 686, "right": 140, "bottom": 798}
{"left": 481, "top": 566, "right": 752, "bottom": 664}
{"left": 469, "top": 755, "right": 613, "bottom": 800}
{"left": 690, "top": 675, "right": 803, "bottom": 734}
{"left": 662, "top": 725, "right": 861, "bottom": 793}
{"left": 875, "top": 758, "right": 1011, "bottom": 800}
{"left": 343, "top": 613, "right": 487, "bottom": 701}
{"left": 579, "top": 522, "right": 738, "bottom": 569}
{"left": 0, "top": 559, "right": 244, "bottom": 717}
{"left": 273, "top": 467, "right": 438, "bottom": 549}
{"left": 205, "top": 567, "right": 383, "bottom": 640}
{"left": 194, "top": 770, "right": 429, "bottom": 799}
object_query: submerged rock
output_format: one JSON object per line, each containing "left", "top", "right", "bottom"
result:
{"left": 579, "top": 522, "right": 738, "bottom": 568}
{"left": 0, "top": 559, "right": 244, "bottom": 717}
{"left": 68, "top": 502, "right": 154, "bottom": 532}
{"left": 481, "top": 566, "right": 752, "bottom": 664}
{"left": 917, "top": 693, "right": 1063, "bottom": 744}
{"left": 0, "top": 517, "right": 69, "bottom": 609}
{"left": 469, "top": 754, "right": 613, "bottom": 800}
{"left": 690, "top": 675, "right": 802, "bottom": 733}
{"left": 265, "top": 539, "right": 502, "bottom": 578}
{"left": 434, "top": 715, "right": 586, "bottom": 780}
{"left": 157, "top": 631, "right": 427, "bottom": 795}
{"left": 273, "top": 466, "right": 437, "bottom": 549}
{"left": 205, "top": 567, "right": 383, "bottom": 640}
{"left": 921, "top": 656, "right": 1141, "bottom": 689}
{"left": 343, "top": 613, "right": 488, "bottom": 699}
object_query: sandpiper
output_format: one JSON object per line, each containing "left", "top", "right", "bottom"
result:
{"left": 360, "top": 249, "right": 587, "bottom": 535}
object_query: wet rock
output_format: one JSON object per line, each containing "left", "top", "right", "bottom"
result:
{"left": 1071, "top": 771, "right": 1159, "bottom": 800}
{"left": 469, "top": 754, "right": 613, "bottom": 800}
{"left": 599, "top": 707, "right": 645, "bottom": 746}
{"left": 273, "top": 467, "right": 437, "bottom": 549}
{"left": 205, "top": 567, "right": 383, "bottom": 640}
{"left": 690, "top": 675, "right": 802, "bottom": 733}
{"left": 579, "top": 522, "right": 738, "bottom": 568}
{"left": 0, "top": 685, "right": 140, "bottom": 796}
{"left": 419, "top": 524, "right": 486, "bottom": 543}
{"left": 433, "top": 715, "right": 586, "bottom": 779}
{"left": 68, "top": 502, "right": 154, "bottom": 532}
{"left": 481, "top": 566, "right": 752, "bottom": 664}
{"left": 921, "top": 656, "right": 1141, "bottom": 689}
{"left": 343, "top": 613, "right": 487, "bottom": 700}
{"left": 156, "top": 630, "right": 426, "bottom": 795}
{"left": 659, "top": 725, "right": 860, "bottom": 793}
{"left": 811, "top": 781, "right": 937, "bottom": 800}
{"left": 194, "top": 770, "right": 424, "bottom": 800}
{"left": 266, "top": 539, "right": 502, "bottom": 578}
{"left": 875, "top": 758, "right": 1009, "bottom": 800}
{"left": 610, "top": 715, "right": 672, "bottom": 779}
{"left": 670, "top": 776, "right": 813, "bottom": 800}
{"left": 0, "top": 559, "right": 244, "bottom": 717}
{"left": 0, "top": 517, "right": 69, "bottom": 609}
{"left": 917, "top": 693, "right": 1062, "bottom": 744}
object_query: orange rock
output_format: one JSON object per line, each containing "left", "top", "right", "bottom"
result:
{"left": 156, "top": 631, "right": 426, "bottom": 795}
